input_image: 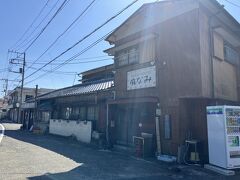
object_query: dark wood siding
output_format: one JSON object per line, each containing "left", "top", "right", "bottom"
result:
{"left": 113, "top": 9, "right": 202, "bottom": 155}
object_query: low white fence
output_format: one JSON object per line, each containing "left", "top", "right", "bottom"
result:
{"left": 49, "top": 119, "right": 92, "bottom": 143}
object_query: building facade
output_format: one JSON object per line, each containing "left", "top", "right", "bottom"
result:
{"left": 22, "top": 65, "right": 115, "bottom": 143}
{"left": 0, "top": 98, "right": 7, "bottom": 120}
{"left": 7, "top": 87, "right": 54, "bottom": 123}
{"left": 104, "top": 0, "right": 240, "bottom": 160}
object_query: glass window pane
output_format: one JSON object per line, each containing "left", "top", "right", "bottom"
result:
{"left": 95, "top": 106, "right": 99, "bottom": 121}
{"left": 129, "top": 47, "right": 138, "bottom": 64}
{"left": 79, "top": 107, "right": 86, "bottom": 120}
{"left": 118, "top": 51, "right": 128, "bottom": 66}
{"left": 65, "top": 107, "right": 72, "bottom": 120}
{"left": 224, "top": 44, "right": 239, "bottom": 65}
{"left": 61, "top": 107, "right": 66, "bottom": 119}
{"left": 71, "top": 107, "right": 79, "bottom": 120}
{"left": 42, "top": 112, "right": 50, "bottom": 122}
{"left": 87, "top": 106, "right": 95, "bottom": 120}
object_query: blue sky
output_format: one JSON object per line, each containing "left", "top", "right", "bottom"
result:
{"left": 0, "top": 0, "right": 240, "bottom": 97}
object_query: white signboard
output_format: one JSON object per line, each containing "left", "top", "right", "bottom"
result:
{"left": 127, "top": 66, "right": 156, "bottom": 90}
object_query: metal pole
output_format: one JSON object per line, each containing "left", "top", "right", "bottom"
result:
{"left": 4, "top": 79, "right": 8, "bottom": 97}
{"left": 18, "top": 52, "right": 26, "bottom": 124}
{"left": 34, "top": 85, "right": 38, "bottom": 126}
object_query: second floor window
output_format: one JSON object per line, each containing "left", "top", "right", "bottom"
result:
{"left": 224, "top": 43, "right": 239, "bottom": 65}
{"left": 25, "top": 95, "right": 33, "bottom": 101}
{"left": 87, "top": 106, "right": 99, "bottom": 121}
{"left": 116, "top": 46, "right": 139, "bottom": 67}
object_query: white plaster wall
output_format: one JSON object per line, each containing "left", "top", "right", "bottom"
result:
{"left": 49, "top": 119, "right": 92, "bottom": 143}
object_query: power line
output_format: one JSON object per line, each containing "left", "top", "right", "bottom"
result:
{"left": 27, "top": 66, "right": 77, "bottom": 75}
{"left": 14, "top": 0, "right": 61, "bottom": 51}
{"left": 24, "top": 0, "right": 70, "bottom": 52}
{"left": 24, "top": 30, "right": 113, "bottom": 85}
{"left": 26, "top": 0, "right": 97, "bottom": 72}
{"left": 25, "top": 54, "right": 109, "bottom": 63}
{"left": 9, "top": 0, "right": 65, "bottom": 84}
{"left": 24, "top": 0, "right": 139, "bottom": 82}
{"left": 223, "top": 0, "right": 240, "bottom": 8}
{"left": 26, "top": 57, "right": 112, "bottom": 65}
{"left": 54, "top": 31, "right": 113, "bottom": 70}
{"left": 10, "top": 0, "right": 50, "bottom": 50}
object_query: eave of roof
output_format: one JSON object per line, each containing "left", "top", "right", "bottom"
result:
{"left": 80, "top": 64, "right": 114, "bottom": 76}
{"left": 37, "top": 79, "right": 114, "bottom": 100}
{"left": 105, "top": 3, "right": 147, "bottom": 44}
{"left": 105, "top": 0, "right": 240, "bottom": 44}
{"left": 105, "top": 0, "right": 190, "bottom": 43}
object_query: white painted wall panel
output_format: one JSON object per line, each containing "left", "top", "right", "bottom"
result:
{"left": 49, "top": 119, "right": 92, "bottom": 143}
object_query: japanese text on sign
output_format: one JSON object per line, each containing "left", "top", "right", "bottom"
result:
{"left": 127, "top": 66, "right": 156, "bottom": 90}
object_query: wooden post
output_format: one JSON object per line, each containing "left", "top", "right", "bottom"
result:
{"left": 155, "top": 116, "right": 162, "bottom": 155}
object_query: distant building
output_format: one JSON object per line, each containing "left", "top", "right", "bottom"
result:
{"left": 7, "top": 87, "right": 54, "bottom": 122}
{"left": 0, "top": 98, "right": 7, "bottom": 120}
{"left": 79, "top": 64, "right": 114, "bottom": 83}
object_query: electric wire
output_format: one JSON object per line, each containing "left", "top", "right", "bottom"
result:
{"left": 10, "top": 0, "right": 67, "bottom": 85}
{"left": 27, "top": 57, "right": 112, "bottom": 65}
{"left": 24, "top": 0, "right": 139, "bottom": 82}
{"left": 14, "top": 0, "right": 61, "bottom": 51}
{"left": 25, "top": 54, "right": 109, "bottom": 63}
{"left": 26, "top": 0, "right": 97, "bottom": 72}
{"left": 10, "top": 0, "right": 50, "bottom": 50}
{"left": 27, "top": 66, "right": 77, "bottom": 75}
{"left": 25, "top": 35, "right": 142, "bottom": 85}
{"left": 24, "top": 30, "right": 113, "bottom": 85}
{"left": 24, "top": 0, "right": 70, "bottom": 52}
{"left": 223, "top": 0, "right": 240, "bottom": 8}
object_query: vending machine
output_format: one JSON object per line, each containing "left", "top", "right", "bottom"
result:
{"left": 207, "top": 106, "right": 240, "bottom": 169}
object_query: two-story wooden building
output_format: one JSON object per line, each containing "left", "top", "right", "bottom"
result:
{"left": 104, "top": 0, "right": 240, "bottom": 160}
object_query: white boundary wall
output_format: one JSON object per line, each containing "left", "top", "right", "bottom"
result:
{"left": 49, "top": 119, "right": 92, "bottom": 143}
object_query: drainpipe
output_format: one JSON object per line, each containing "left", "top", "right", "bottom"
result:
{"left": 106, "top": 103, "right": 109, "bottom": 146}
{"left": 34, "top": 85, "right": 38, "bottom": 127}
{"left": 209, "top": 22, "right": 215, "bottom": 99}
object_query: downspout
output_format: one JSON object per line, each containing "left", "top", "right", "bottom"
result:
{"left": 209, "top": 18, "right": 215, "bottom": 99}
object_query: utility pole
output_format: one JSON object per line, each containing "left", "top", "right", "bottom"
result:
{"left": 4, "top": 79, "right": 8, "bottom": 97}
{"left": 18, "top": 52, "right": 26, "bottom": 124}
{"left": 34, "top": 84, "right": 38, "bottom": 126}
{"left": 8, "top": 50, "right": 26, "bottom": 123}
{"left": 0, "top": 79, "right": 8, "bottom": 98}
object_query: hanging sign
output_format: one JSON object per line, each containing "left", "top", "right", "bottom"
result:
{"left": 127, "top": 66, "right": 156, "bottom": 90}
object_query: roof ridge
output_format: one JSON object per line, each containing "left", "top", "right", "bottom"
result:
{"left": 37, "top": 78, "right": 114, "bottom": 100}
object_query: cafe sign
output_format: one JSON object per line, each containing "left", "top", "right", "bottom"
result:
{"left": 127, "top": 66, "right": 156, "bottom": 90}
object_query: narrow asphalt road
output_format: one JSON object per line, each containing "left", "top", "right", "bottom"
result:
{"left": 0, "top": 122, "right": 239, "bottom": 180}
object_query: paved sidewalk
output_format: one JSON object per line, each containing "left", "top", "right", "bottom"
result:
{"left": 0, "top": 123, "right": 239, "bottom": 180}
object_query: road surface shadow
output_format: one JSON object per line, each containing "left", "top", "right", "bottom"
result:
{"left": 3, "top": 128, "right": 177, "bottom": 179}
{"left": 3, "top": 127, "right": 240, "bottom": 180}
